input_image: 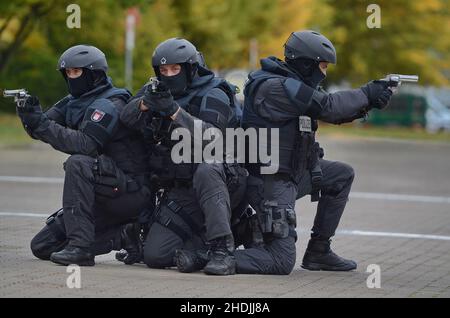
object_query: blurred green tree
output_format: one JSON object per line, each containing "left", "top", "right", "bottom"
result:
{"left": 1, "top": 0, "right": 449, "bottom": 114}
{"left": 321, "top": 0, "right": 450, "bottom": 86}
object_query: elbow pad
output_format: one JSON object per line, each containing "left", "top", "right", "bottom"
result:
{"left": 282, "top": 78, "right": 315, "bottom": 115}
{"left": 306, "top": 90, "right": 329, "bottom": 119}
{"left": 199, "top": 89, "right": 232, "bottom": 131}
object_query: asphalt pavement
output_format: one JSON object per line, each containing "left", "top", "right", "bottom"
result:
{"left": 1, "top": 136, "right": 449, "bottom": 298}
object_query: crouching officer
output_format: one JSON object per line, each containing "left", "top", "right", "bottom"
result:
{"left": 120, "top": 38, "right": 247, "bottom": 275}
{"left": 234, "top": 30, "right": 394, "bottom": 274}
{"left": 18, "top": 45, "right": 151, "bottom": 266}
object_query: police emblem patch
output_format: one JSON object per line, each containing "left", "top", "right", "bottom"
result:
{"left": 299, "top": 116, "right": 312, "bottom": 132}
{"left": 91, "top": 110, "right": 105, "bottom": 122}
{"left": 161, "top": 57, "right": 167, "bottom": 65}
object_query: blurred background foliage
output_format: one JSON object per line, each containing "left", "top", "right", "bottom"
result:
{"left": 0, "top": 0, "right": 449, "bottom": 111}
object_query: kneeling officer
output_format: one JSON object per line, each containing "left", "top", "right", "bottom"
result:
{"left": 15, "top": 45, "right": 151, "bottom": 266}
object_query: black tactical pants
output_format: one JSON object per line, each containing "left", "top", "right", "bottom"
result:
{"left": 30, "top": 154, "right": 151, "bottom": 260}
{"left": 235, "top": 159, "right": 355, "bottom": 275}
{"left": 143, "top": 163, "right": 247, "bottom": 268}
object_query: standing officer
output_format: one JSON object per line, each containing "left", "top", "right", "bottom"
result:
{"left": 18, "top": 45, "right": 151, "bottom": 266}
{"left": 233, "top": 30, "right": 394, "bottom": 274}
{"left": 120, "top": 38, "right": 247, "bottom": 275}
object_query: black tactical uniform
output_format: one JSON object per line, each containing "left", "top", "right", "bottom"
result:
{"left": 234, "top": 30, "right": 393, "bottom": 274}
{"left": 120, "top": 38, "right": 247, "bottom": 275}
{"left": 18, "top": 45, "right": 151, "bottom": 266}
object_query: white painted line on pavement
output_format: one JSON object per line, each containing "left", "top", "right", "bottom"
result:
{"left": 1, "top": 176, "right": 450, "bottom": 204}
{"left": 350, "top": 192, "right": 450, "bottom": 204}
{"left": 298, "top": 229, "right": 450, "bottom": 241}
{"left": 0, "top": 212, "right": 49, "bottom": 218}
{"left": 0, "top": 176, "right": 63, "bottom": 184}
{"left": 2, "top": 211, "right": 450, "bottom": 241}
{"left": 296, "top": 228, "right": 450, "bottom": 241}
{"left": 335, "top": 230, "right": 450, "bottom": 241}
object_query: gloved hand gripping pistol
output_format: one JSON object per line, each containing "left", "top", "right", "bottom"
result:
{"left": 3, "top": 89, "right": 30, "bottom": 108}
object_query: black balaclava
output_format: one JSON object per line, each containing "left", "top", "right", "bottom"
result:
{"left": 159, "top": 64, "right": 196, "bottom": 97}
{"left": 286, "top": 57, "right": 326, "bottom": 88}
{"left": 64, "top": 69, "right": 105, "bottom": 98}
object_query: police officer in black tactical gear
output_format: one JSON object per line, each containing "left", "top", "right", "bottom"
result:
{"left": 120, "top": 38, "right": 247, "bottom": 275}
{"left": 229, "top": 30, "right": 394, "bottom": 275}
{"left": 18, "top": 45, "right": 151, "bottom": 266}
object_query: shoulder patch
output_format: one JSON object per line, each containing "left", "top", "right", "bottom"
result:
{"left": 91, "top": 109, "right": 106, "bottom": 122}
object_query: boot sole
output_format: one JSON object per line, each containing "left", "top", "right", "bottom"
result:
{"left": 203, "top": 264, "right": 236, "bottom": 276}
{"left": 301, "top": 262, "right": 356, "bottom": 272}
{"left": 50, "top": 256, "right": 95, "bottom": 267}
{"left": 123, "top": 254, "right": 142, "bottom": 266}
{"left": 203, "top": 268, "right": 236, "bottom": 276}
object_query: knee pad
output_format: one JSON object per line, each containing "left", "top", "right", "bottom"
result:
{"left": 339, "top": 162, "right": 355, "bottom": 182}
{"left": 30, "top": 209, "right": 67, "bottom": 260}
{"left": 30, "top": 226, "right": 66, "bottom": 260}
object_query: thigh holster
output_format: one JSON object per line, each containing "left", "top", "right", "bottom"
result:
{"left": 259, "top": 201, "right": 297, "bottom": 239}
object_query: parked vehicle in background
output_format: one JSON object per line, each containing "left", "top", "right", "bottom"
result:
{"left": 367, "top": 86, "right": 450, "bottom": 133}
{"left": 222, "top": 69, "right": 248, "bottom": 102}
{"left": 369, "top": 92, "right": 427, "bottom": 128}
{"left": 425, "top": 92, "right": 450, "bottom": 133}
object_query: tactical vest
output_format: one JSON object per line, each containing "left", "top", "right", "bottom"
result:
{"left": 149, "top": 78, "right": 240, "bottom": 185}
{"left": 242, "top": 69, "right": 317, "bottom": 179}
{"left": 56, "top": 85, "right": 149, "bottom": 177}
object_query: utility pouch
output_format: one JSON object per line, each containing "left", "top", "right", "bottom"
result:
{"left": 93, "top": 155, "right": 123, "bottom": 198}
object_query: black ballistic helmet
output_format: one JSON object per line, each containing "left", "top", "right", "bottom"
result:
{"left": 196, "top": 51, "right": 207, "bottom": 68}
{"left": 284, "top": 30, "right": 337, "bottom": 64}
{"left": 152, "top": 38, "right": 199, "bottom": 77}
{"left": 57, "top": 45, "right": 108, "bottom": 72}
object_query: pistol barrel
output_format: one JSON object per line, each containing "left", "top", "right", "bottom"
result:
{"left": 386, "top": 74, "right": 419, "bottom": 83}
{"left": 3, "top": 89, "right": 28, "bottom": 98}
{"left": 397, "top": 75, "right": 419, "bottom": 82}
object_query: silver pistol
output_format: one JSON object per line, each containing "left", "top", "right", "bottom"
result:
{"left": 381, "top": 74, "right": 419, "bottom": 87}
{"left": 149, "top": 77, "right": 160, "bottom": 93}
{"left": 3, "top": 89, "right": 30, "bottom": 108}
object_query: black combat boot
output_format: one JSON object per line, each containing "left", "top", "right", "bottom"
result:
{"left": 301, "top": 238, "right": 357, "bottom": 271}
{"left": 174, "top": 249, "right": 210, "bottom": 273}
{"left": 203, "top": 235, "right": 236, "bottom": 276}
{"left": 118, "top": 223, "right": 143, "bottom": 265}
{"left": 50, "top": 246, "right": 95, "bottom": 266}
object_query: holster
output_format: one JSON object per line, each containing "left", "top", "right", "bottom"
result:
{"left": 309, "top": 142, "right": 323, "bottom": 202}
{"left": 292, "top": 131, "right": 312, "bottom": 185}
{"left": 93, "top": 155, "right": 121, "bottom": 198}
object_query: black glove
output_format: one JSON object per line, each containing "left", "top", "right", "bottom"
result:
{"left": 142, "top": 83, "right": 180, "bottom": 117}
{"left": 360, "top": 80, "right": 393, "bottom": 109}
{"left": 16, "top": 96, "right": 46, "bottom": 130}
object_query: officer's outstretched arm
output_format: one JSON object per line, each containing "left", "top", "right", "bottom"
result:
{"left": 21, "top": 97, "right": 70, "bottom": 141}
{"left": 44, "top": 96, "right": 71, "bottom": 126}
{"left": 120, "top": 85, "right": 147, "bottom": 131}
{"left": 311, "top": 88, "right": 370, "bottom": 124}
{"left": 32, "top": 98, "right": 120, "bottom": 156}
{"left": 254, "top": 78, "right": 370, "bottom": 125}
{"left": 32, "top": 122, "right": 99, "bottom": 156}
